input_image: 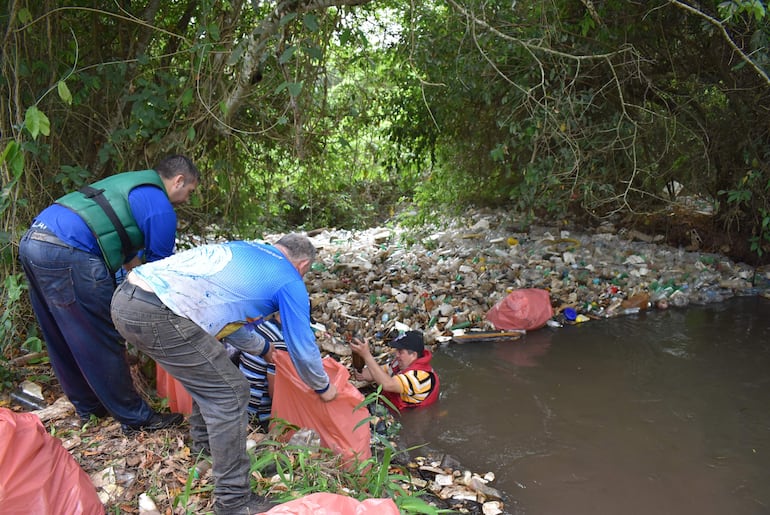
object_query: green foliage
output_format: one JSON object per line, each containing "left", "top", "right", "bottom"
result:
{"left": 0, "top": 138, "right": 36, "bottom": 358}
{"left": 56, "top": 165, "right": 91, "bottom": 192}
{"left": 719, "top": 0, "right": 766, "bottom": 22}
{"left": 752, "top": 208, "right": 770, "bottom": 257}
{"left": 0, "top": 273, "right": 42, "bottom": 360}
{"left": 0, "top": 143, "right": 25, "bottom": 263}
{"left": 719, "top": 166, "right": 770, "bottom": 257}
{"left": 172, "top": 464, "right": 215, "bottom": 513}
{"left": 24, "top": 106, "right": 51, "bottom": 140}
{"left": 238, "top": 389, "right": 447, "bottom": 514}
{"left": 0, "top": 362, "right": 18, "bottom": 395}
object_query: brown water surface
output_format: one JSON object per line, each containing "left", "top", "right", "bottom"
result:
{"left": 399, "top": 296, "right": 770, "bottom": 515}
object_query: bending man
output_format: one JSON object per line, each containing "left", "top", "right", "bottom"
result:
{"left": 110, "top": 234, "right": 337, "bottom": 515}
{"left": 18, "top": 155, "right": 199, "bottom": 432}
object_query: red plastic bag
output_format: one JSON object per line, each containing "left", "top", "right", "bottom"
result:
{"left": 0, "top": 408, "right": 105, "bottom": 515}
{"left": 486, "top": 288, "right": 553, "bottom": 331}
{"left": 263, "top": 492, "right": 398, "bottom": 514}
{"left": 156, "top": 363, "right": 193, "bottom": 415}
{"left": 271, "top": 351, "right": 371, "bottom": 466}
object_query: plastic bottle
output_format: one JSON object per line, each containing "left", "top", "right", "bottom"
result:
{"left": 288, "top": 428, "right": 321, "bottom": 448}
{"left": 703, "top": 289, "right": 723, "bottom": 304}
{"left": 351, "top": 352, "right": 365, "bottom": 372}
{"left": 669, "top": 289, "right": 689, "bottom": 307}
{"left": 193, "top": 460, "right": 212, "bottom": 479}
{"left": 650, "top": 286, "right": 673, "bottom": 303}
{"left": 139, "top": 493, "right": 161, "bottom": 514}
{"left": 603, "top": 298, "right": 623, "bottom": 318}
{"left": 9, "top": 390, "right": 46, "bottom": 411}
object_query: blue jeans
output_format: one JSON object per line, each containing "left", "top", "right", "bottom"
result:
{"left": 18, "top": 229, "right": 153, "bottom": 425}
{"left": 111, "top": 281, "right": 252, "bottom": 507}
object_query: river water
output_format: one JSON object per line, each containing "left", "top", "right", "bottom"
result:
{"left": 398, "top": 296, "right": 770, "bottom": 515}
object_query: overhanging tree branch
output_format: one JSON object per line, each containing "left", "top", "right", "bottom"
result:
{"left": 668, "top": 0, "right": 770, "bottom": 86}
{"left": 444, "top": 0, "right": 636, "bottom": 61}
{"left": 220, "top": 0, "right": 373, "bottom": 125}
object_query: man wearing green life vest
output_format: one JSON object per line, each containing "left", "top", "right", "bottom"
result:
{"left": 18, "top": 155, "right": 200, "bottom": 434}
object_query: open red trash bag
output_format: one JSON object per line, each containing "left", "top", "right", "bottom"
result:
{"left": 271, "top": 351, "right": 371, "bottom": 466}
{"left": 486, "top": 288, "right": 553, "bottom": 331}
{"left": 156, "top": 363, "right": 193, "bottom": 415}
{"left": 0, "top": 408, "right": 104, "bottom": 515}
{"left": 263, "top": 492, "right": 398, "bottom": 514}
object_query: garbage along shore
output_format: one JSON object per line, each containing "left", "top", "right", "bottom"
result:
{"left": 9, "top": 210, "right": 768, "bottom": 515}
{"left": 301, "top": 210, "right": 768, "bottom": 349}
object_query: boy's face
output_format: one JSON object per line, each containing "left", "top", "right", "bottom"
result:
{"left": 395, "top": 348, "right": 418, "bottom": 368}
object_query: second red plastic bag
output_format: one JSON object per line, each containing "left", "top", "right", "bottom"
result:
{"left": 0, "top": 408, "right": 105, "bottom": 515}
{"left": 263, "top": 492, "right": 398, "bottom": 514}
{"left": 271, "top": 351, "right": 372, "bottom": 467}
{"left": 156, "top": 363, "right": 193, "bottom": 415}
{"left": 486, "top": 288, "right": 553, "bottom": 331}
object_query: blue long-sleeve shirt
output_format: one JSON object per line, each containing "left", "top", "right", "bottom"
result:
{"left": 132, "top": 241, "right": 329, "bottom": 392}
{"left": 32, "top": 184, "right": 177, "bottom": 263}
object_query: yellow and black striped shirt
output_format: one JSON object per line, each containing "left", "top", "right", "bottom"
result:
{"left": 383, "top": 364, "right": 435, "bottom": 406}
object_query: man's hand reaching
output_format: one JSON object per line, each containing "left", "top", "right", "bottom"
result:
{"left": 318, "top": 383, "right": 337, "bottom": 402}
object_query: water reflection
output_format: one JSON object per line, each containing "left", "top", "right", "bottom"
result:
{"left": 492, "top": 332, "right": 553, "bottom": 368}
{"left": 399, "top": 297, "right": 770, "bottom": 515}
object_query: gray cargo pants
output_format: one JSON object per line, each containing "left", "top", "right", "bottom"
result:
{"left": 111, "top": 281, "right": 252, "bottom": 508}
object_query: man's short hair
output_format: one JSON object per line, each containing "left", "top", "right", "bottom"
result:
{"left": 275, "top": 233, "right": 317, "bottom": 263}
{"left": 155, "top": 155, "right": 200, "bottom": 184}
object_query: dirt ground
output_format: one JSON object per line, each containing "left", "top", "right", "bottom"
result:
{"left": 8, "top": 360, "right": 220, "bottom": 514}
{"left": 7, "top": 356, "right": 491, "bottom": 515}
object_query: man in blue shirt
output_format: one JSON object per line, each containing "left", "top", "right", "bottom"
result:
{"left": 18, "top": 155, "right": 199, "bottom": 433}
{"left": 110, "top": 233, "right": 337, "bottom": 515}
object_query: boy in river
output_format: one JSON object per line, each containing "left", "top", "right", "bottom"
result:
{"left": 350, "top": 330, "right": 440, "bottom": 411}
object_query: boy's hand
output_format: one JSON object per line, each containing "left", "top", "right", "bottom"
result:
{"left": 349, "top": 337, "right": 372, "bottom": 358}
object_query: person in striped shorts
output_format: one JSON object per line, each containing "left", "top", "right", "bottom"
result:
{"left": 238, "top": 317, "right": 287, "bottom": 431}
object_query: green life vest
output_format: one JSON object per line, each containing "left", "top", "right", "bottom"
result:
{"left": 56, "top": 170, "right": 167, "bottom": 273}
